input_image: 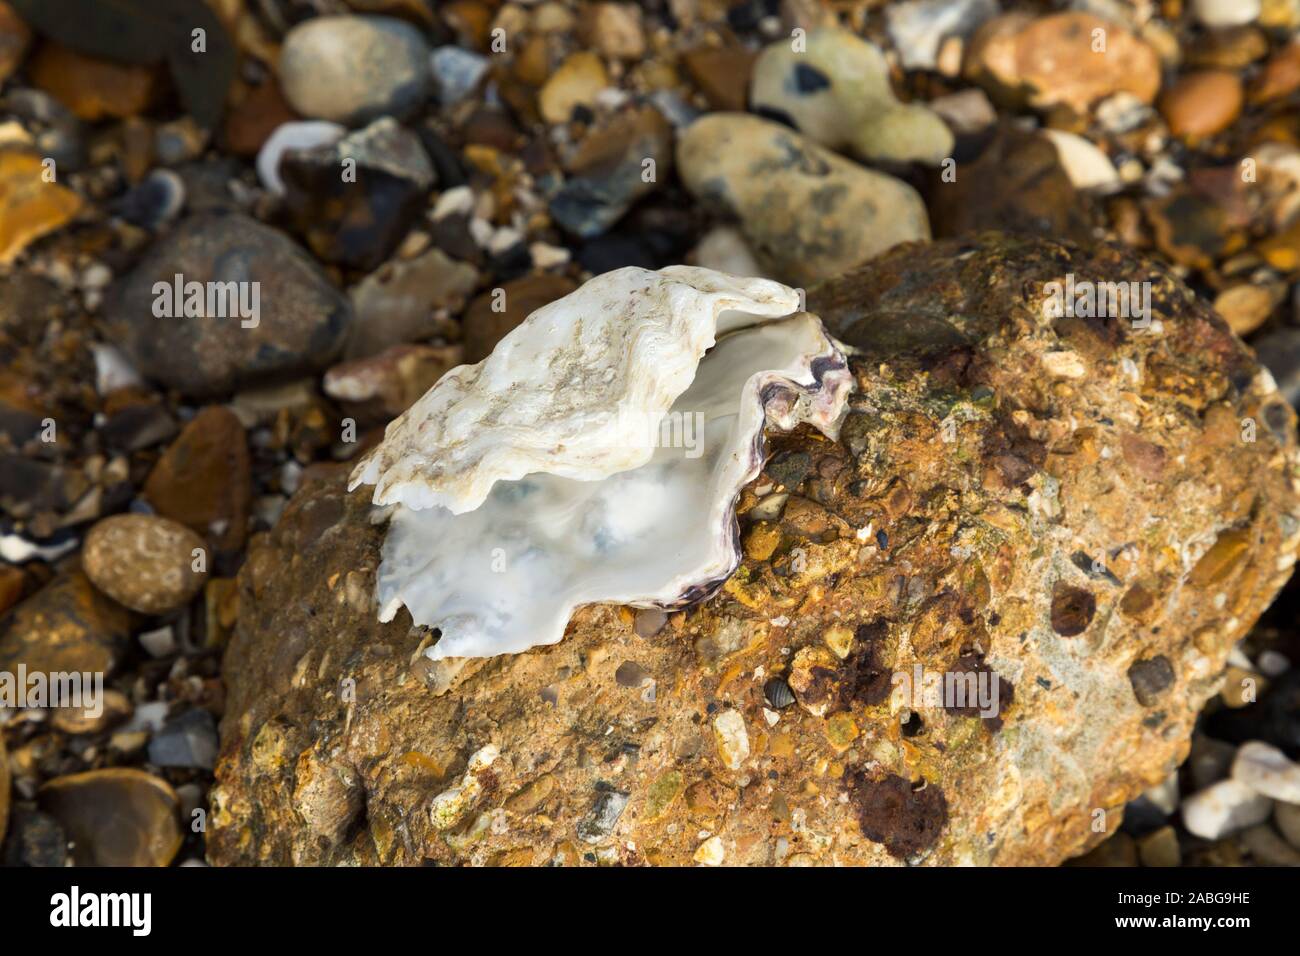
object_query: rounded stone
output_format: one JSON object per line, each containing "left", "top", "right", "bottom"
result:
{"left": 105, "top": 212, "right": 353, "bottom": 398}
{"left": 676, "top": 113, "right": 929, "bottom": 286}
{"left": 38, "top": 769, "right": 182, "bottom": 867}
{"left": 83, "top": 514, "right": 209, "bottom": 615}
{"left": 964, "top": 12, "right": 1161, "bottom": 113}
{"left": 209, "top": 235, "right": 1300, "bottom": 867}
{"left": 1159, "top": 70, "right": 1245, "bottom": 140}
{"left": 749, "top": 26, "right": 953, "bottom": 165}
{"left": 278, "top": 15, "right": 431, "bottom": 126}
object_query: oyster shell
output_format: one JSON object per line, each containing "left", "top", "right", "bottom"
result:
{"left": 349, "top": 266, "right": 804, "bottom": 515}
{"left": 350, "top": 267, "right": 852, "bottom": 658}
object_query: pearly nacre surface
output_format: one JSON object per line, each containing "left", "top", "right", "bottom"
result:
{"left": 350, "top": 267, "right": 852, "bottom": 659}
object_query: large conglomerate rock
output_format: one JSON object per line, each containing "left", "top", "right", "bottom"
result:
{"left": 209, "top": 234, "right": 1300, "bottom": 866}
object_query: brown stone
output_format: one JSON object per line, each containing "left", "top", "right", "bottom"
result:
{"left": 29, "top": 42, "right": 161, "bottom": 121}
{"left": 144, "top": 406, "right": 252, "bottom": 553}
{"left": 580, "top": 2, "right": 645, "bottom": 61}
{"left": 1254, "top": 40, "right": 1300, "bottom": 103}
{"left": 0, "top": 149, "right": 82, "bottom": 265}
{"left": 210, "top": 235, "right": 1300, "bottom": 866}
{"left": 38, "top": 769, "right": 182, "bottom": 867}
{"left": 1159, "top": 70, "right": 1244, "bottom": 141}
{"left": 1214, "top": 283, "right": 1282, "bottom": 336}
{"left": 82, "top": 514, "right": 210, "bottom": 615}
{"left": 222, "top": 79, "right": 296, "bottom": 156}
{"left": 928, "top": 125, "right": 1095, "bottom": 243}
{"left": 0, "top": 0, "right": 30, "bottom": 82}
{"left": 964, "top": 12, "right": 1161, "bottom": 114}
{"left": 462, "top": 274, "right": 578, "bottom": 364}
{"left": 0, "top": 571, "right": 133, "bottom": 677}
{"left": 539, "top": 51, "right": 607, "bottom": 125}
{"left": 682, "top": 46, "right": 756, "bottom": 112}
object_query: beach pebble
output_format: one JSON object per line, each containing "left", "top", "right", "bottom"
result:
{"left": 278, "top": 15, "right": 431, "bottom": 125}
{"left": 964, "top": 12, "right": 1161, "bottom": 113}
{"left": 1231, "top": 740, "right": 1300, "bottom": 803}
{"left": 38, "top": 768, "right": 182, "bottom": 867}
{"left": 1193, "top": 0, "right": 1261, "bottom": 28}
{"left": 1159, "top": 70, "right": 1244, "bottom": 140}
{"left": 750, "top": 27, "right": 953, "bottom": 165}
{"left": 83, "top": 514, "right": 208, "bottom": 614}
{"left": 106, "top": 213, "right": 353, "bottom": 398}
{"left": 1181, "top": 778, "right": 1273, "bottom": 839}
{"left": 430, "top": 46, "right": 489, "bottom": 106}
{"left": 886, "top": 0, "right": 999, "bottom": 71}
{"left": 539, "top": 51, "right": 608, "bottom": 124}
{"left": 677, "top": 113, "right": 929, "bottom": 286}
{"left": 1042, "top": 129, "right": 1121, "bottom": 193}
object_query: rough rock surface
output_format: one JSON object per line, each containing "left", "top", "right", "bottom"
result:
{"left": 210, "top": 234, "right": 1300, "bottom": 866}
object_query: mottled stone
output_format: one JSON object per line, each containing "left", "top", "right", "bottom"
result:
{"left": 677, "top": 114, "right": 929, "bottom": 286}
{"left": 0, "top": 571, "right": 133, "bottom": 677}
{"left": 83, "top": 514, "right": 209, "bottom": 615}
{"left": 347, "top": 248, "right": 478, "bottom": 360}
{"left": 539, "top": 51, "right": 607, "bottom": 125}
{"left": 750, "top": 27, "right": 953, "bottom": 165}
{"left": 106, "top": 213, "right": 353, "bottom": 398}
{"left": 209, "top": 236, "right": 1300, "bottom": 866}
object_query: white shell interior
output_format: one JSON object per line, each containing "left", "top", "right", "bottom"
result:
{"left": 351, "top": 267, "right": 853, "bottom": 659}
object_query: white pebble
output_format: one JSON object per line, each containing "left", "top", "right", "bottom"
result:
{"left": 1192, "top": 0, "right": 1260, "bottom": 28}
{"left": 1181, "top": 778, "right": 1273, "bottom": 839}
{"left": 1042, "top": 130, "right": 1121, "bottom": 194}
{"left": 694, "top": 835, "right": 725, "bottom": 866}
{"left": 1231, "top": 740, "right": 1300, "bottom": 803}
